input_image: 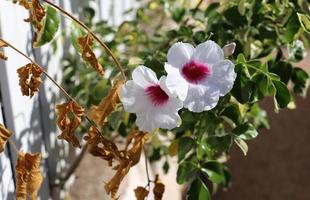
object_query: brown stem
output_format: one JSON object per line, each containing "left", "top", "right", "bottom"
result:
{"left": 42, "top": 0, "right": 127, "bottom": 81}
{"left": 1, "top": 38, "right": 103, "bottom": 134}
{"left": 143, "top": 147, "right": 151, "bottom": 188}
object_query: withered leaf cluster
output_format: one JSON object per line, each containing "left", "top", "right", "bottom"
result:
{"left": 78, "top": 33, "right": 104, "bottom": 76}
{"left": 84, "top": 127, "right": 149, "bottom": 199}
{"left": 17, "top": 63, "right": 44, "bottom": 97}
{"left": 16, "top": 152, "right": 43, "bottom": 200}
{"left": 89, "top": 80, "right": 124, "bottom": 126}
{"left": 14, "top": 0, "right": 46, "bottom": 45}
{"left": 56, "top": 101, "right": 84, "bottom": 148}
{"left": 0, "top": 124, "right": 13, "bottom": 154}
{"left": 134, "top": 174, "right": 165, "bottom": 200}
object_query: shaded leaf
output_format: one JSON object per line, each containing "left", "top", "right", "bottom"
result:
{"left": 273, "top": 80, "right": 291, "bottom": 108}
{"left": 177, "top": 161, "right": 199, "bottom": 184}
{"left": 153, "top": 174, "right": 165, "bottom": 200}
{"left": 88, "top": 80, "right": 124, "bottom": 126}
{"left": 134, "top": 186, "right": 149, "bottom": 200}
{"left": 17, "top": 63, "right": 44, "bottom": 97}
{"left": 232, "top": 123, "right": 258, "bottom": 140}
{"left": 0, "top": 124, "right": 13, "bottom": 154}
{"left": 178, "top": 136, "right": 194, "bottom": 162}
{"left": 187, "top": 178, "right": 211, "bottom": 200}
{"left": 56, "top": 101, "right": 84, "bottom": 148}
{"left": 78, "top": 33, "right": 104, "bottom": 75}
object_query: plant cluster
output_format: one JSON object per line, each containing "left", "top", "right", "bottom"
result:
{"left": 1, "top": 0, "right": 310, "bottom": 200}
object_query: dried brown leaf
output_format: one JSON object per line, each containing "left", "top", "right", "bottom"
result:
{"left": 89, "top": 79, "right": 124, "bottom": 125}
{"left": 134, "top": 186, "right": 149, "bottom": 200}
{"left": 104, "top": 159, "right": 131, "bottom": 199}
{"left": 0, "top": 52, "right": 8, "bottom": 60}
{"left": 84, "top": 126, "right": 120, "bottom": 165}
{"left": 153, "top": 174, "right": 165, "bottom": 200}
{"left": 17, "top": 63, "right": 43, "bottom": 97}
{"left": 13, "top": 0, "right": 31, "bottom": 10}
{"left": 16, "top": 152, "right": 27, "bottom": 200}
{"left": 56, "top": 101, "right": 84, "bottom": 148}
{"left": 25, "top": 153, "right": 43, "bottom": 200}
{"left": 0, "top": 124, "right": 13, "bottom": 154}
{"left": 16, "top": 152, "right": 43, "bottom": 200}
{"left": 78, "top": 34, "right": 104, "bottom": 76}
{"left": 125, "top": 131, "right": 148, "bottom": 166}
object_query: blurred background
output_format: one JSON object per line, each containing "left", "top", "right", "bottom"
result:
{"left": 0, "top": 0, "right": 309, "bottom": 200}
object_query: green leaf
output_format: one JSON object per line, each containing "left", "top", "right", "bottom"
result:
{"left": 273, "top": 80, "right": 291, "bottom": 108}
{"left": 269, "top": 61, "right": 293, "bottom": 84}
{"left": 283, "top": 13, "right": 300, "bottom": 43}
{"left": 178, "top": 137, "right": 195, "bottom": 162}
{"left": 291, "top": 68, "right": 309, "bottom": 97}
{"left": 234, "top": 137, "right": 248, "bottom": 156}
{"left": 201, "top": 161, "right": 226, "bottom": 184}
{"left": 33, "top": 6, "right": 60, "bottom": 47}
{"left": 177, "top": 161, "right": 199, "bottom": 184}
{"left": 206, "top": 135, "right": 232, "bottom": 153}
{"left": 187, "top": 178, "right": 211, "bottom": 200}
{"left": 297, "top": 13, "right": 310, "bottom": 33}
{"left": 232, "top": 123, "right": 258, "bottom": 140}
{"left": 223, "top": 6, "right": 247, "bottom": 27}
{"left": 172, "top": 8, "right": 186, "bottom": 22}
{"left": 231, "top": 74, "right": 255, "bottom": 104}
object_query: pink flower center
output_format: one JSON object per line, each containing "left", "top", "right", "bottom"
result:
{"left": 145, "top": 85, "right": 169, "bottom": 107}
{"left": 181, "top": 60, "right": 211, "bottom": 84}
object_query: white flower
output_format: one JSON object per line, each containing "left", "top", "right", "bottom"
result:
{"left": 165, "top": 40, "right": 237, "bottom": 112}
{"left": 120, "top": 65, "right": 183, "bottom": 132}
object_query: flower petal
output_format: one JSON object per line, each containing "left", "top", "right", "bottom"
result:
{"left": 162, "top": 64, "right": 189, "bottom": 101}
{"left": 183, "top": 84, "right": 220, "bottom": 112}
{"left": 191, "top": 40, "right": 224, "bottom": 65}
{"left": 120, "top": 80, "right": 148, "bottom": 113}
{"left": 136, "top": 97, "right": 183, "bottom": 132}
{"left": 132, "top": 65, "right": 158, "bottom": 88}
{"left": 167, "top": 42, "right": 194, "bottom": 68}
{"left": 208, "top": 60, "right": 236, "bottom": 96}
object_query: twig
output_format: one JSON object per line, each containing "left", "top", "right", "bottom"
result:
{"left": 42, "top": 0, "right": 127, "bottom": 81}
{"left": 143, "top": 147, "right": 152, "bottom": 188}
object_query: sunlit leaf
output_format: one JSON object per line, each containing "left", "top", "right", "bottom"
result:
{"left": 297, "top": 13, "right": 310, "bottom": 33}
{"left": 56, "top": 101, "right": 84, "bottom": 148}
{"left": 78, "top": 33, "right": 104, "bottom": 75}
{"left": 17, "top": 63, "right": 44, "bottom": 97}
